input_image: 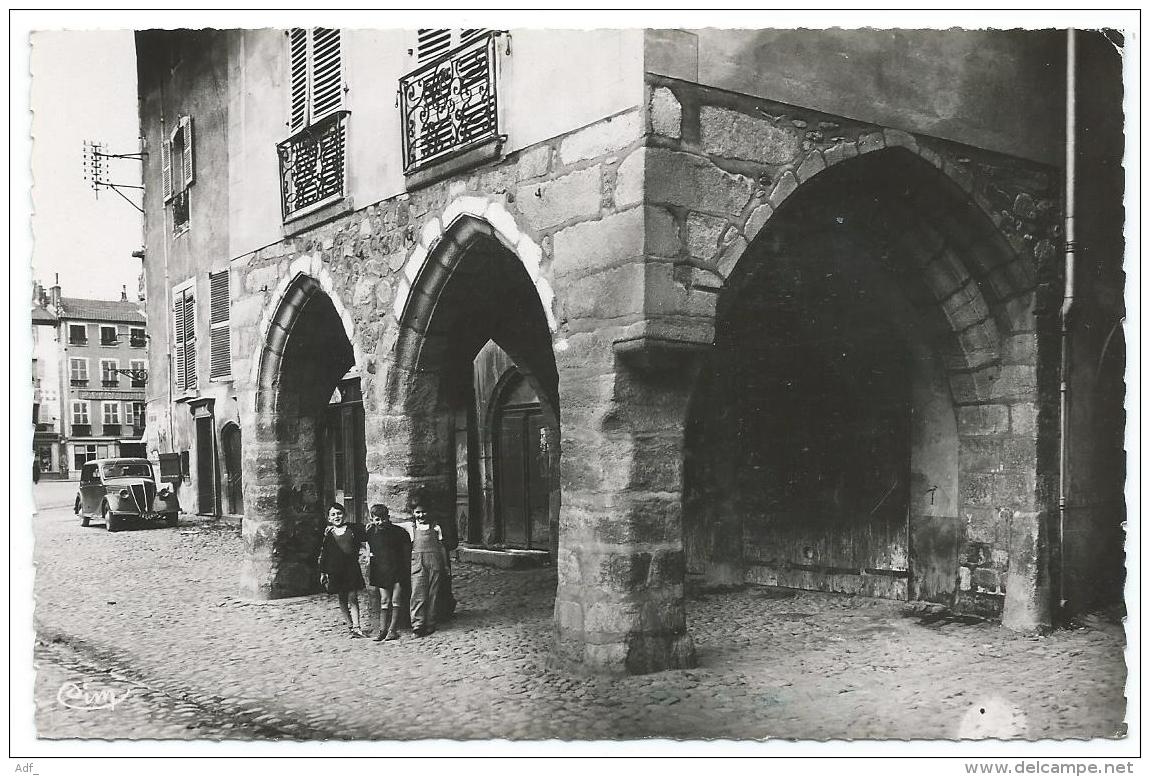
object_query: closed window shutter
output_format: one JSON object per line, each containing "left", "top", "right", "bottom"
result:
{"left": 181, "top": 116, "right": 194, "bottom": 187}
{"left": 309, "top": 28, "right": 342, "bottom": 122}
{"left": 209, "top": 271, "right": 231, "bottom": 379}
{"left": 173, "top": 295, "right": 186, "bottom": 391}
{"left": 288, "top": 28, "right": 309, "bottom": 132}
{"left": 183, "top": 294, "right": 197, "bottom": 390}
{"left": 161, "top": 135, "right": 173, "bottom": 201}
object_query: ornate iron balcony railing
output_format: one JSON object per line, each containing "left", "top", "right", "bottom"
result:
{"left": 400, "top": 32, "right": 499, "bottom": 173}
{"left": 277, "top": 111, "right": 349, "bottom": 220}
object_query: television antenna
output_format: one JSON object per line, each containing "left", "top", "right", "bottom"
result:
{"left": 82, "top": 140, "right": 145, "bottom": 213}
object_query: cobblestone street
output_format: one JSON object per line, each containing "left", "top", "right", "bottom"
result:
{"left": 31, "top": 482, "right": 1128, "bottom": 741}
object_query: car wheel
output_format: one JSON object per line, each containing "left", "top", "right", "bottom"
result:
{"left": 103, "top": 503, "right": 121, "bottom": 533}
{"left": 165, "top": 513, "right": 178, "bottom": 528}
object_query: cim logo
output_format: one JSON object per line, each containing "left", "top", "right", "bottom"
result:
{"left": 56, "top": 681, "right": 133, "bottom": 711}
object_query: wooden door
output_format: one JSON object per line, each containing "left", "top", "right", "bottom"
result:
{"left": 496, "top": 405, "right": 550, "bottom": 549}
{"left": 221, "top": 426, "right": 244, "bottom": 515}
{"left": 323, "top": 380, "right": 366, "bottom": 524}
{"left": 195, "top": 416, "right": 218, "bottom": 515}
{"left": 497, "top": 409, "right": 529, "bottom": 547}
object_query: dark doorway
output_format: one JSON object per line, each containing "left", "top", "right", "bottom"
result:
{"left": 321, "top": 377, "right": 367, "bottom": 524}
{"left": 494, "top": 373, "right": 550, "bottom": 550}
{"left": 221, "top": 424, "right": 244, "bottom": 516}
{"left": 195, "top": 414, "right": 218, "bottom": 516}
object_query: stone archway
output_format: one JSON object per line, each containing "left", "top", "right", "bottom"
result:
{"left": 684, "top": 146, "right": 1047, "bottom": 626}
{"left": 239, "top": 272, "right": 358, "bottom": 599}
{"left": 373, "top": 212, "right": 561, "bottom": 557}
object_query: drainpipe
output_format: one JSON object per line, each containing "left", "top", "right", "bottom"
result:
{"left": 1058, "top": 28, "right": 1078, "bottom": 620}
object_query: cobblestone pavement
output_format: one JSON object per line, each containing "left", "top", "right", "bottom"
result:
{"left": 31, "top": 484, "right": 1128, "bottom": 741}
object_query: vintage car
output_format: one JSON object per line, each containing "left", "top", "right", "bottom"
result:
{"left": 74, "top": 458, "right": 180, "bottom": 531}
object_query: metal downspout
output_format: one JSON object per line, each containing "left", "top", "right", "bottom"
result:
{"left": 1058, "top": 28, "right": 1078, "bottom": 619}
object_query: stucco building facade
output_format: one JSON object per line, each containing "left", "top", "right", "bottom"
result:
{"left": 135, "top": 28, "right": 1125, "bottom": 674}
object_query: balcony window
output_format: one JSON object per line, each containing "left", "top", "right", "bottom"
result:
{"left": 100, "top": 325, "right": 119, "bottom": 345}
{"left": 279, "top": 28, "right": 345, "bottom": 221}
{"left": 400, "top": 31, "right": 499, "bottom": 174}
{"left": 130, "top": 328, "right": 146, "bottom": 347}
{"left": 278, "top": 112, "right": 348, "bottom": 220}
{"left": 69, "top": 324, "right": 88, "bottom": 345}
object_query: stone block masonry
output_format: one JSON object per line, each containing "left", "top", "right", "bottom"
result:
{"left": 640, "top": 75, "right": 1060, "bottom": 630}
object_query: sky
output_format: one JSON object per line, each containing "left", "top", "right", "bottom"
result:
{"left": 29, "top": 30, "right": 142, "bottom": 301}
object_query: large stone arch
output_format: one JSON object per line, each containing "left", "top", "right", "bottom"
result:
{"left": 239, "top": 271, "right": 358, "bottom": 599}
{"left": 368, "top": 205, "right": 561, "bottom": 549}
{"left": 684, "top": 144, "right": 1049, "bottom": 627}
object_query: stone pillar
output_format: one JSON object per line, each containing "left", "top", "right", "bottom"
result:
{"left": 552, "top": 331, "right": 699, "bottom": 675}
{"left": 238, "top": 406, "right": 325, "bottom": 599}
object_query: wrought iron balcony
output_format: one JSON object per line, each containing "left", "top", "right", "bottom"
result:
{"left": 130, "top": 337, "right": 147, "bottom": 348}
{"left": 277, "top": 111, "right": 348, "bottom": 221}
{"left": 72, "top": 424, "right": 91, "bottom": 437}
{"left": 102, "top": 424, "right": 122, "bottom": 437}
{"left": 400, "top": 32, "right": 499, "bottom": 173}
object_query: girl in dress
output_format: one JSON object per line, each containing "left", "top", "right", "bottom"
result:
{"left": 318, "top": 502, "right": 367, "bottom": 637}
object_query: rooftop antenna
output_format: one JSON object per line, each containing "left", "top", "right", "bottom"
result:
{"left": 82, "top": 139, "right": 145, "bottom": 213}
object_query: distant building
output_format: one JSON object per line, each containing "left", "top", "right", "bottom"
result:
{"left": 34, "top": 278, "right": 148, "bottom": 477}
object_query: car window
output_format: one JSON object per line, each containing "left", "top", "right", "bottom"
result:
{"left": 80, "top": 464, "right": 98, "bottom": 483}
{"left": 103, "top": 463, "right": 153, "bottom": 479}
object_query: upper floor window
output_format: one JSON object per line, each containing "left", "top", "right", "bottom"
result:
{"left": 208, "top": 270, "right": 232, "bottom": 380}
{"left": 278, "top": 28, "right": 346, "bottom": 221}
{"left": 72, "top": 401, "right": 90, "bottom": 425}
{"left": 173, "top": 285, "right": 197, "bottom": 394}
{"left": 100, "top": 325, "right": 119, "bottom": 346}
{"left": 100, "top": 359, "right": 120, "bottom": 387}
{"left": 130, "top": 327, "right": 146, "bottom": 348}
{"left": 130, "top": 359, "right": 147, "bottom": 388}
{"left": 162, "top": 115, "right": 194, "bottom": 235}
{"left": 102, "top": 401, "right": 121, "bottom": 426}
{"left": 400, "top": 29, "right": 500, "bottom": 174}
{"left": 69, "top": 358, "right": 89, "bottom": 385}
{"left": 68, "top": 324, "right": 87, "bottom": 345}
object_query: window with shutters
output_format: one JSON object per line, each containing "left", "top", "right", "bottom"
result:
{"left": 102, "top": 401, "right": 121, "bottom": 426}
{"left": 69, "top": 358, "right": 89, "bottom": 385}
{"left": 401, "top": 29, "right": 501, "bottom": 174}
{"left": 209, "top": 270, "right": 231, "bottom": 380}
{"left": 72, "top": 401, "right": 90, "bottom": 425}
{"left": 100, "top": 359, "right": 120, "bottom": 387}
{"left": 130, "top": 359, "right": 147, "bottom": 387}
{"left": 162, "top": 115, "right": 194, "bottom": 235}
{"left": 278, "top": 28, "right": 347, "bottom": 221}
{"left": 173, "top": 284, "right": 197, "bottom": 394}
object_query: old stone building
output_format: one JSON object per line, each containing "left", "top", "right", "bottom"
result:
{"left": 135, "top": 28, "right": 1125, "bottom": 674}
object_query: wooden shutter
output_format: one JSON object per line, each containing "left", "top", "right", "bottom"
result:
{"left": 173, "top": 294, "right": 186, "bottom": 391}
{"left": 417, "top": 29, "right": 452, "bottom": 62}
{"left": 289, "top": 28, "right": 309, "bottom": 132}
{"left": 161, "top": 134, "right": 173, "bottom": 201}
{"left": 209, "top": 271, "right": 231, "bottom": 379}
{"left": 183, "top": 293, "right": 197, "bottom": 390}
{"left": 180, "top": 116, "right": 194, "bottom": 187}
{"left": 310, "top": 28, "right": 342, "bottom": 122}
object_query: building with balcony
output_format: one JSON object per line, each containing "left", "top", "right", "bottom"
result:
{"left": 134, "top": 28, "right": 1125, "bottom": 675}
{"left": 34, "top": 279, "right": 149, "bottom": 477}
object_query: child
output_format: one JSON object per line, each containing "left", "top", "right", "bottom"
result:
{"left": 318, "top": 502, "right": 367, "bottom": 637}
{"left": 408, "top": 503, "right": 448, "bottom": 637}
{"left": 365, "top": 503, "right": 411, "bottom": 642}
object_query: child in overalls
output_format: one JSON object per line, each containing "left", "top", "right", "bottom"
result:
{"left": 318, "top": 502, "right": 367, "bottom": 638}
{"left": 409, "top": 503, "right": 448, "bottom": 637}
